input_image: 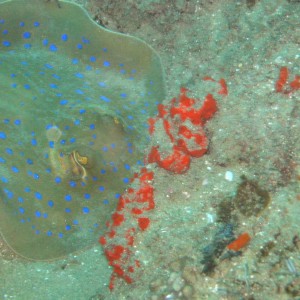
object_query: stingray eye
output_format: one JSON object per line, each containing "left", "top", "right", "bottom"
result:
{"left": 75, "top": 152, "right": 88, "bottom": 165}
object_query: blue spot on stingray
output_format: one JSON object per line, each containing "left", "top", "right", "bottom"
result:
{"left": 0, "top": 132, "right": 7, "bottom": 139}
{"left": 1, "top": 177, "right": 8, "bottom": 183}
{"left": 103, "top": 61, "right": 110, "bottom": 67}
{"left": 123, "top": 177, "right": 129, "bottom": 184}
{"left": 11, "top": 166, "right": 19, "bottom": 173}
{"left": 24, "top": 187, "right": 30, "bottom": 193}
{"left": 4, "top": 189, "right": 13, "bottom": 199}
{"left": 35, "top": 192, "right": 42, "bottom": 200}
{"left": 82, "top": 207, "right": 89, "bottom": 214}
{"left": 49, "top": 44, "right": 57, "bottom": 52}
{"left": 2, "top": 40, "right": 11, "bottom": 47}
{"left": 100, "top": 95, "right": 111, "bottom": 103}
{"left": 48, "top": 200, "right": 54, "bottom": 208}
{"left": 26, "top": 158, "right": 33, "bottom": 165}
{"left": 61, "top": 33, "right": 68, "bottom": 41}
{"left": 44, "top": 63, "right": 53, "bottom": 69}
{"left": 60, "top": 99, "right": 68, "bottom": 105}
{"left": 23, "top": 32, "right": 31, "bottom": 39}
{"left": 82, "top": 37, "right": 90, "bottom": 44}
{"left": 5, "top": 148, "right": 13, "bottom": 155}
{"left": 75, "top": 89, "right": 84, "bottom": 94}
{"left": 124, "top": 164, "right": 131, "bottom": 170}
{"left": 49, "top": 83, "right": 57, "bottom": 88}
{"left": 128, "top": 148, "right": 133, "bottom": 154}
{"left": 75, "top": 73, "right": 84, "bottom": 78}
{"left": 55, "top": 177, "right": 61, "bottom": 184}
{"left": 69, "top": 181, "right": 77, "bottom": 188}
{"left": 98, "top": 82, "right": 106, "bottom": 87}
{"left": 65, "top": 194, "right": 72, "bottom": 202}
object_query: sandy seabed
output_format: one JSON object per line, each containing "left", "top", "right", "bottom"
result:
{"left": 1, "top": 0, "right": 299, "bottom": 299}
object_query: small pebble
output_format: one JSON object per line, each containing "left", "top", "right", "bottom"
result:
{"left": 182, "top": 266, "right": 198, "bottom": 284}
{"left": 150, "top": 278, "right": 164, "bottom": 292}
{"left": 170, "top": 260, "right": 182, "bottom": 272}
{"left": 225, "top": 170, "right": 234, "bottom": 181}
{"left": 172, "top": 276, "right": 185, "bottom": 292}
{"left": 182, "top": 285, "right": 194, "bottom": 298}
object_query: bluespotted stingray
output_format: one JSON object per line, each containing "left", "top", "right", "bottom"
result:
{"left": 0, "top": 0, "right": 165, "bottom": 260}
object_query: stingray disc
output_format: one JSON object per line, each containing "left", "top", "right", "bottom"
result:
{"left": 0, "top": 0, "right": 165, "bottom": 260}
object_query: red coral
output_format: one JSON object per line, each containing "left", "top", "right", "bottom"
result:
{"left": 146, "top": 88, "right": 218, "bottom": 174}
{"left": 203, "top": 76, "right": 228, "bottom": 96}
{"left": 275, "top": 66, "right": 289, "bottom": 93}
{"left": 100, "top": 167, "right": 155, "bottom": 290}
{"left": 275, "top": 66, "right": 300, "bottom": 94}
{"left": 100, "top": 81, "right": 225, "bottom": 289}
{"left": 227, "top": 232, "right": 251, "bottom": 251}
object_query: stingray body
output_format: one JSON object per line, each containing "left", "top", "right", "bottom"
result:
{"left": 0, "top": 0, "right": 165, "bottom": 260}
